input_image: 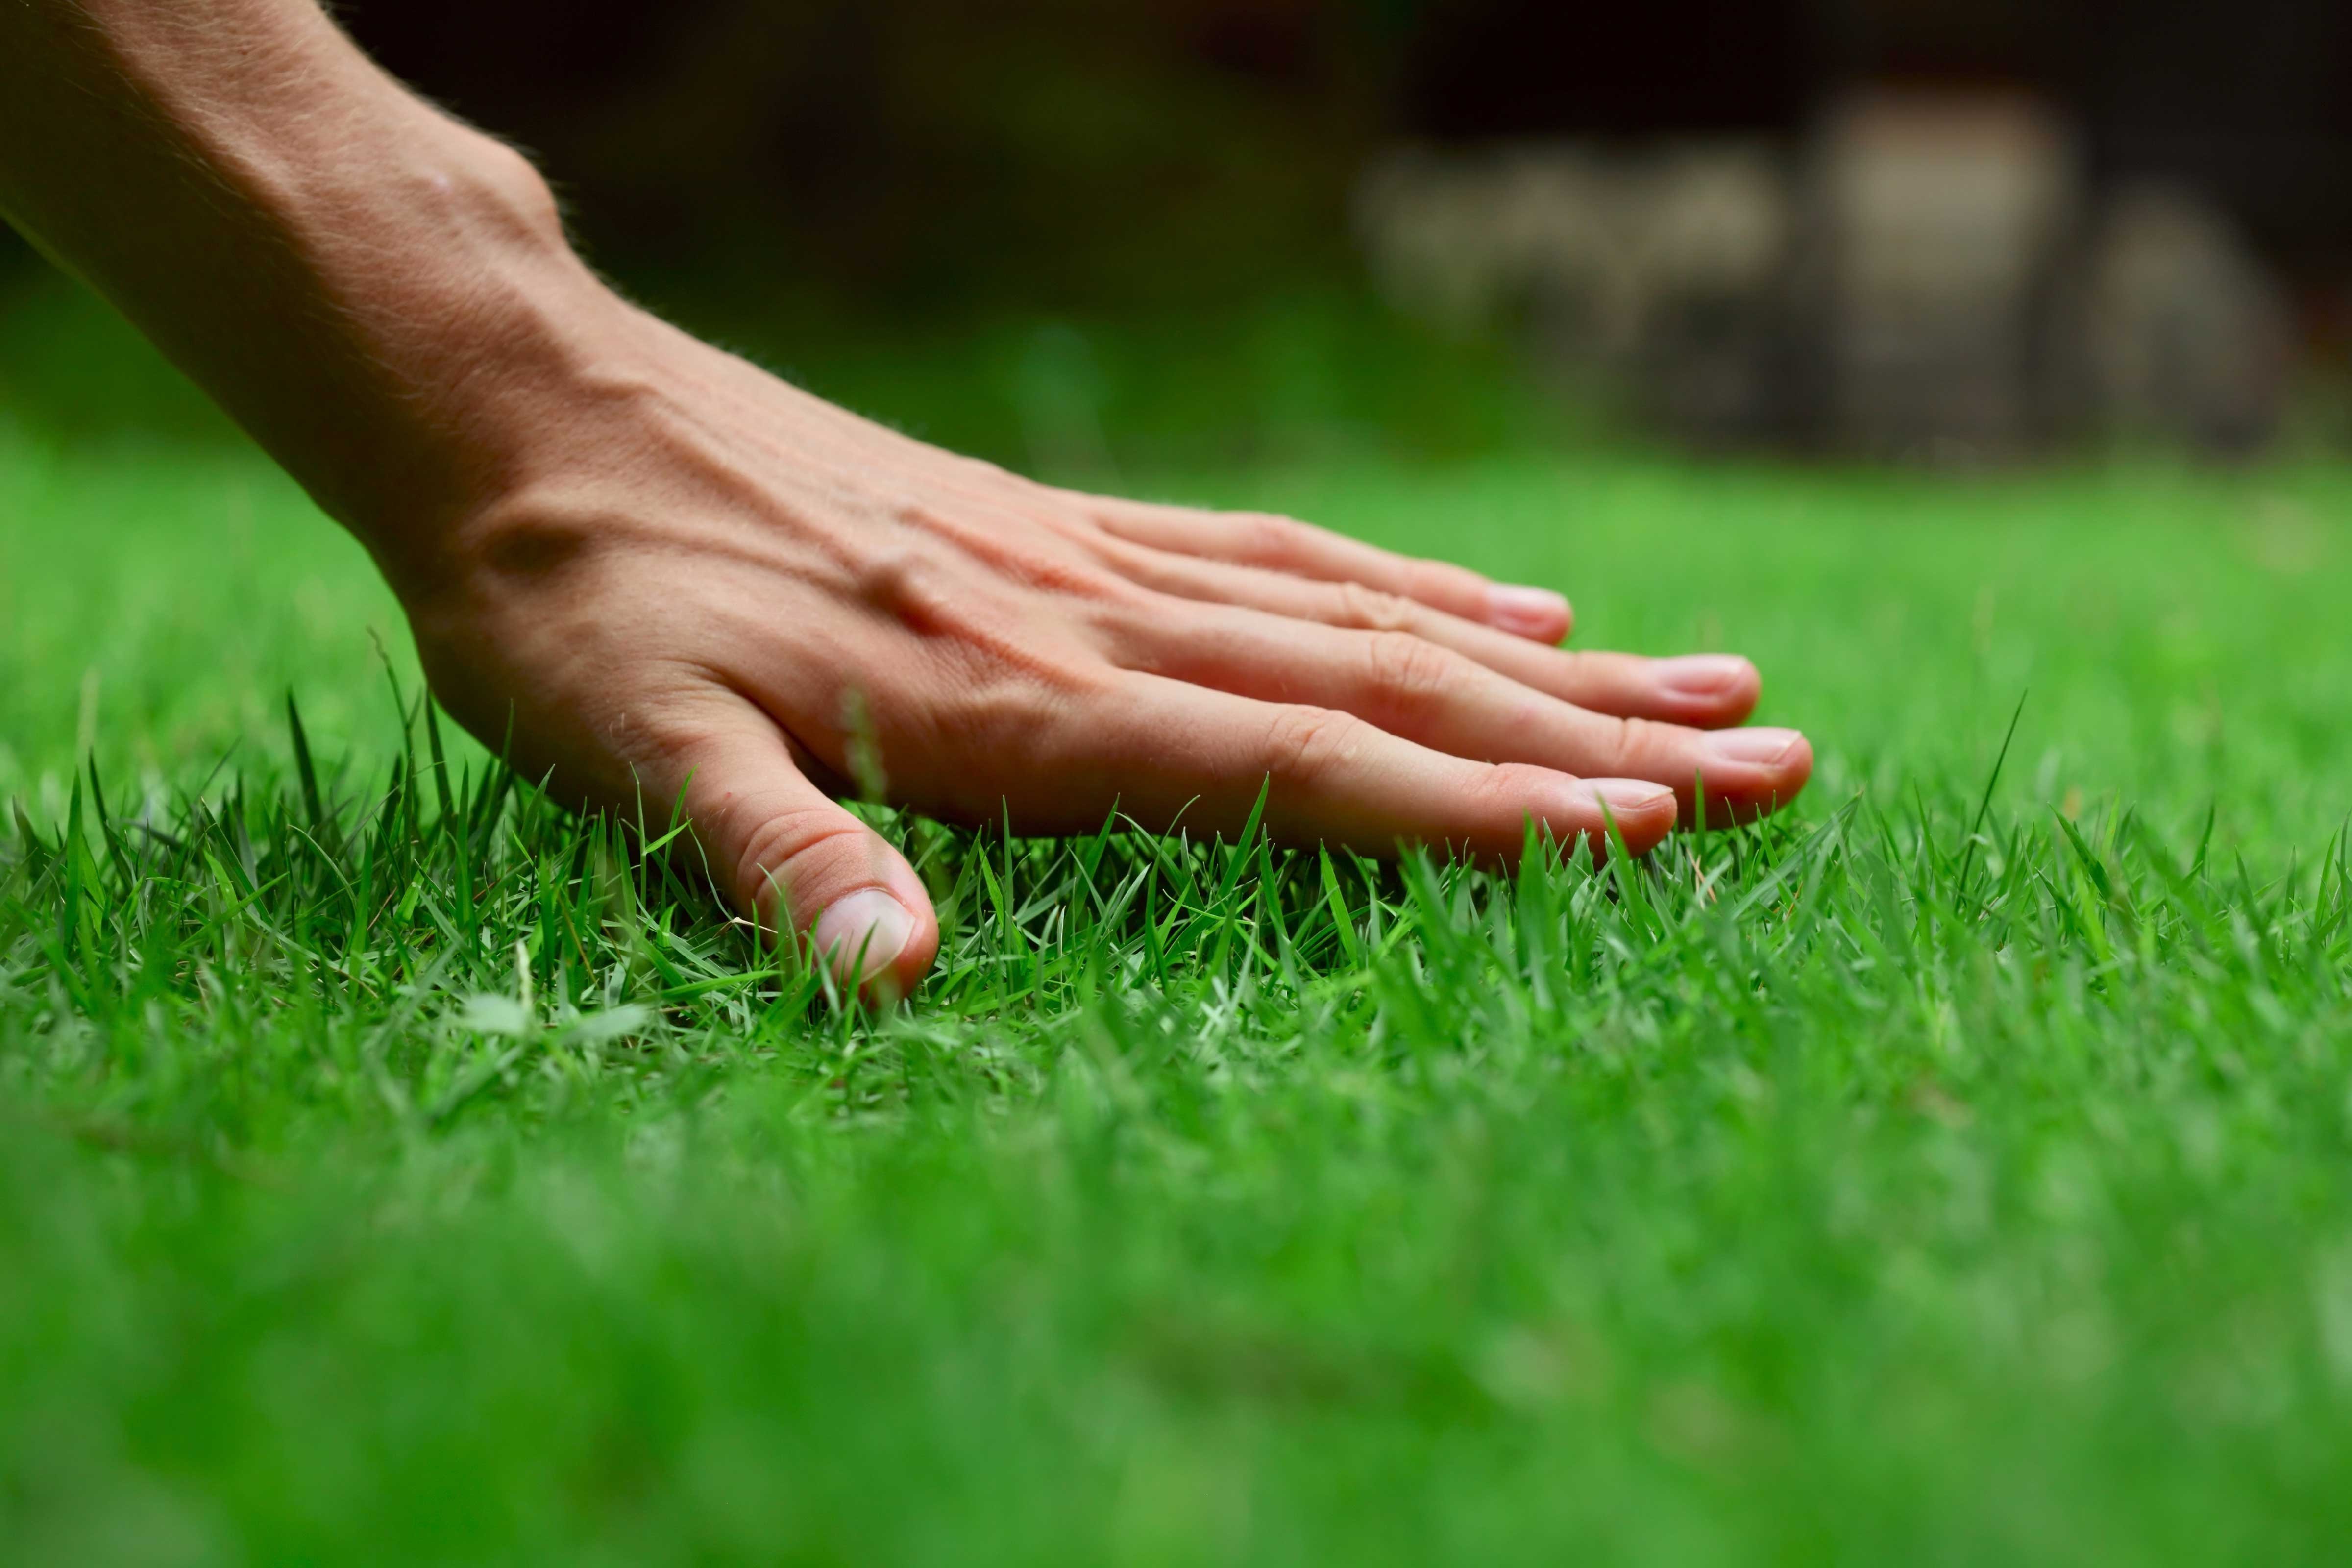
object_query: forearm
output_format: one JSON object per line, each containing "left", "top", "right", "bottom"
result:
{"left": 0, "top": 0, "right": 611, "bottom": 565}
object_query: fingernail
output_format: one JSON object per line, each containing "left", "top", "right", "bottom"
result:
{"left": 812, "top": 890, "right": 915, "bottom": 985}
{"left": 1654, "top": 654, "right": 1754, "bottom": 697}
{"left": 1703, "top": 727, "right": 1804, "bottom": 766}
{"left": 1590, "top": 778, "right": 1675, "bottom": 812}
{"left": 1485, "top": 585, "right": 1571, "bottom": 637}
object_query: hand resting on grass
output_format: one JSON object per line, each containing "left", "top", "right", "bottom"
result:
{"left": 0, "top": 0, "right": 1812, "bottom": 995}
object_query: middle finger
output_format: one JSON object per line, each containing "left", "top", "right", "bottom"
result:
{"left": 1107, "top": 598, "right": 1813, "bottom": 825}
{"left": 1098, "top": 542, "right": 1762, "bottom": 729}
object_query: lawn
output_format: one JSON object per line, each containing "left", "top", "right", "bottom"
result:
{"left": 4, "top": 292, "right": 2352, "bottom": 1564}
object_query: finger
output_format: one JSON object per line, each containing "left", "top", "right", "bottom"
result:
{"left": 1099, "top": 546, "right": 1760, "bottom": 727}
{"left": 1090, "top": 499, "right": 1572, "bottom": 642}
{"left": 1060, "top": 673, "right": 1678, "bottom": 860}
{"left": 664, "top": 704, "right": 939, "bottom": 999}
{"left": 1112, "top": 605, "right": 1811, "bottom": 826}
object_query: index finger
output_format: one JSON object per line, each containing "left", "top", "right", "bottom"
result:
{"left": 1058, "top": 673, "right": 1678, "bottom": 861}
{"left": 1088, "top": 499, "right": 1574, "bottom": 644}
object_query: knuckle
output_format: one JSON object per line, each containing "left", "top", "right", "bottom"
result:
{"left": 1362, "top": 630, "right": 1458, "bottom": 710}
{"left": 857, "top": 549, "right": 957, "bottom": 633}
{"left": 1078, "top": 583, "right": 1172, "bottom": 652}
{"left": 1407, "top": 559, "right": 1485, "bottom": 607}
{"left": 1035, "top": 558, "right": 1141, "bottom": 605}
{"left": 1092, "top": 539, "right": 1200, "bottom": 605}
{"left": 1262, "top": 705, "right": 1371, "bottom": 786}
{"left": 1540, "top": 647, "right": 1600, "bottom": 691}
{"left": 1238, "top": 511, "right": 1311, "bottom": 564}
{"left": 733, "top": 806, "right": 869, "bottom": 926}
{"left": 892, "top": 496, "right": 1134, "bottom": 605}
{"left": 886, "top": 495, "right": 950, "bottom": 532}
{"left": 857, "top": 547, "right": 934, "bottom": 606}
{"left": 1334, "top": 581, "right": 1417, "bottom": 632}
{"left": 1476, "top": 762, "right": 1565, "bottom": 818}
{"left": 1605, "top": 715, "right": 1663, "bottom": 770}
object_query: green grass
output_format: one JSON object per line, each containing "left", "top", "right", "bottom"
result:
{"left": 6, "top": 318, "right": 2352, "bottom": 1564}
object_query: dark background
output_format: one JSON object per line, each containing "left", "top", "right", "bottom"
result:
{"left": 3, "top": 0, "right": 2349, "bottom": 455}
{"left": 6, "top": 0, "right": 2351, "bottom": 321}
{"left": 310, "top": 0, "right": 2352, "bottom": 316}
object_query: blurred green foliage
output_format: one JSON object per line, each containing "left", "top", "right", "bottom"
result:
{"left": 349, "top": 0, "right": 1410, "bottom": 312}
{"left": 0, "top": 265, "right": 1600, "bottom": 470}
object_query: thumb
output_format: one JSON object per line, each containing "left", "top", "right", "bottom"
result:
{"left": 666, "top": 707, "right": 939, "bottom": 998}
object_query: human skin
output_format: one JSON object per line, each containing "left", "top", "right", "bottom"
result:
{"left": 0, "top": 0, "right": 1812, "bottom": 996}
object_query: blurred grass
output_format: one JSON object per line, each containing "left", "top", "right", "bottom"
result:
{"left": 0, "top": 264, "right": 1580, "bottom": 467}
{"left": 5, "top": 271, "right": 2352, "bottom": 1564}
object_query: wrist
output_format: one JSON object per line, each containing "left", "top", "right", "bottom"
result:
{"left": 1, "top": 0, "right": 626, "bottom": 558}
{"left": 237, "top": 115, "right": 631, "bottom": 563}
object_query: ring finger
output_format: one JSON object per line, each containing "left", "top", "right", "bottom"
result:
{"left": 1099, "top": 542, "right": 1763, "bottom": 730}
{"left": 1110, "top": 599, "right": 1812, "bottom": 826}
{"left": 1087, "top": 497, "right": 1575, "bottom": 642}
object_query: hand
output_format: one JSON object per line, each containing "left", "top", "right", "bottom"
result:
{"left": 398, "top": 299, "right": 1813, "bottom": 995}
{"left": 0, "top": 0, "right": 1807, "bottom": 997}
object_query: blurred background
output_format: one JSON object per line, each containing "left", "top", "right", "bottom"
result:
{"left": 3, "top": 0, "right": 2350, "bottom": 468}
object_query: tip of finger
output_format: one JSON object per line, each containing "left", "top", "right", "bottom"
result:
{"left": 1691, "top": 734, "right": 1817, "bottom": 826}
{"left": 866, "top": 908, "right": 942, "bottom": 1003}
{"left": 1581, "top": 777, "right": 1678, "bottom": 851}
{"left": 1769, "top": 734, "right": 1816, "bottom": 802}
{"left": 812, "top": 890, "right": 941, "bottom": 1003}
{"left": 845, "top": 936, "right": 936, "bottom": 1007}
{"left": 1652, "top": 655, "right": 1762, "bottom": 724}
{"left": 1484, "top": 585, "right": 1573, "bottom": 643}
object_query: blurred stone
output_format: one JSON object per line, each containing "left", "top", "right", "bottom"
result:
{"left": 1355, "top": 100, "right": 2297, "bottom": 460}
{"left": 2088, "top": 181, "right": 2292, "bottom": 454}
{"left": 1621, "top": 145, "right": 1794, "bottom": 441}
{"left": 1806, "top": 90, "right": 2082, "bottom": 459}
{"left": 1351, "top": 144, "right": 1618, "bottom": 339}
{"left": 1353, "top": 142, "right": 1793, "bottom": 438}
